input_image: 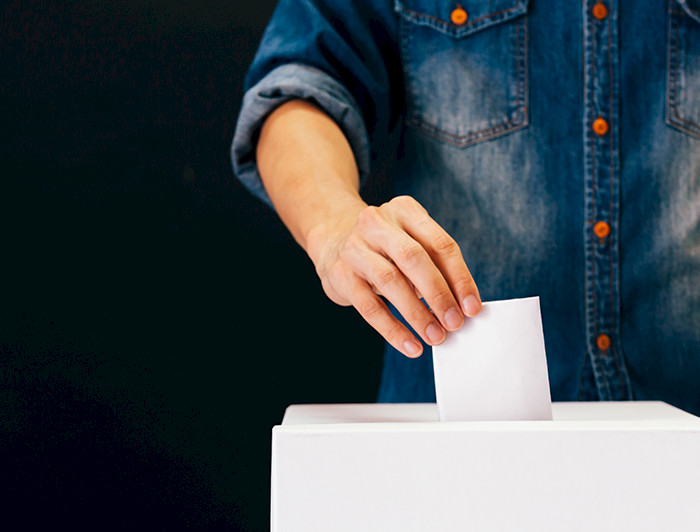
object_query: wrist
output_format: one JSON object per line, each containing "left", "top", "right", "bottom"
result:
{"left": 304, "top": 198, "right": 367, "bottom": 271}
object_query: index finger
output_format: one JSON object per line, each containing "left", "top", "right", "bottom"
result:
{"left": 395, "top": 202, "right": 482, "bottom": 318}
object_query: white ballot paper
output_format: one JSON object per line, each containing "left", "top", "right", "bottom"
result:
{"left": 432, "top": 296, "right": 553, "bottom": 422}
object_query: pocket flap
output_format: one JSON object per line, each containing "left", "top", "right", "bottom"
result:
{"left": 394, "top": 0, "right": 529, "bottom": 38}
{"left": 676, "top": 0, "right": 700, "bottom": 24}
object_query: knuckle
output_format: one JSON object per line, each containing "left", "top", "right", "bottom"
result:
{"left": 397, "top": 242, "right": 424, "bottom": 266}
{"left": 384, "top": 321, "right": 407, "bottom": 343}
{"left": 388, "top": 195, "right": 419, "bottom": 211}
{"left": 406, "top": 304, "right": 430, "bottom": 326}
{"left": 375, "top": 264, "right": 402, "bottom": 287}
{"left": 357, "top": 296, "right": 385, "bottom": 320}
{"left": 454, "top": 275, "right": 477, "bottom": 294}
{"left": 432, "top": 234, "right": 460, "bottom": 256}
{"left": 356, "top": 205, "right": 382, "bottom": 228}
{"left": 320, "top": 278, "right": 349, "bottom": 307}
{"left": 387, "top": 195, "right": 409, "bottom": 209}
{"left": 321, "top": 266, "right": 351, "bottom": 301}
{"left": 429, "top": 285, "right": 456, "bottom": 308}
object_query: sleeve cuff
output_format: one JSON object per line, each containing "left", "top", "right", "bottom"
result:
{"left": 231, "top": 63, "right": 371, "bottom": 208}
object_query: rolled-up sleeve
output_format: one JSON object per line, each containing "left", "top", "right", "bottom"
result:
{"left": 231, "top": 63, "right": 370, "bottom": 208}
{"left": 230, "top": 0, "right": 400, "bottom": 208}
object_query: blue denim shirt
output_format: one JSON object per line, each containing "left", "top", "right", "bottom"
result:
{"left": 232, "top": 0, "right": 700, "bottom": 415}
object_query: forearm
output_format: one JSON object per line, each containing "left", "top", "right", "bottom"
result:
{"left": 256, "top": 100, "right": 367, "bottom": 264}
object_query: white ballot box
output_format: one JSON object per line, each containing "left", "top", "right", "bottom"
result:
{"left": 271, "top": 402, "right": 700, "bottom": 531}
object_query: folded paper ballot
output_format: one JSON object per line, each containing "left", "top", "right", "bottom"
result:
{"left": 432, "top": 296, "right": 553, "bottom": 421}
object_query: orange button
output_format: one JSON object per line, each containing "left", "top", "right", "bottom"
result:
{"left": 593, "top": 117, "right": 609, "bottom": 136}
{"left": 592, "top": 3, "right": 608, "bottom": 20}
{"left": 450, "top": 6, "right": 468, "bottom": 25}
{"left": 596, "top": 334, "right": 611, "bottom": 351}
{"left": 594, "top": 221, "right": 611, "bottom": 238}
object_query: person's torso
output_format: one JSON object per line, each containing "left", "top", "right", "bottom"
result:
{"left": 381, "top": 0, "right": 700, "bottom": 414}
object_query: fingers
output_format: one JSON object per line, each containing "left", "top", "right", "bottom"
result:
{"left": 356, "top": 197, "right": 481, "bottom": 333}
{"left": 391, "top": 199, "right": 482, "bottom": 317}
{"left": 342, "top": 241, "right": 447, "bottom": 348}
{"left": 332, "top": 265, "right": 425, "bottom": 358}
{"left": 314, "top": 195, "right": 481, "bottom": 359}
{"left": 372, "top": 231, "right": 464, "bottom": 334}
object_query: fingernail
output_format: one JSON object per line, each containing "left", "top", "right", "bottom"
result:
{"left": 444, "top": 307, "right": 464, "bottom": 330}
{"left": 462, "top": 294, "right": 482, "bottom": 317}
{"left": 403, "top": 339, "right": 423, "bottom": 357}
{"left": 425, "top": 322, "right": 445, "bottom": 345}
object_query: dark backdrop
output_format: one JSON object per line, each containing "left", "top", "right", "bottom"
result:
{"left": 2, "top": 1, "right": 387, "bottom": 529}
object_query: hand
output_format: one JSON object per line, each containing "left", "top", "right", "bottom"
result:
{"left": 307, "top": 195, "right": 482, "bottom": 358}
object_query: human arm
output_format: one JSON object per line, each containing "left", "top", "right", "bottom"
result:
{"left": 256, "top": 99, "right": 482, "bottom": 357}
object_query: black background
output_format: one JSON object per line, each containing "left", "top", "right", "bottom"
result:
{"left": 2, "top": 1, "right": 386, "bottom": 529}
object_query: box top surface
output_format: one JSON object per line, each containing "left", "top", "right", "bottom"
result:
{"left": 277, "top": 402, "right": 700, "bottom": 432}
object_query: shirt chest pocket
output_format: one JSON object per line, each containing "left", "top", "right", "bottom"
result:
{"left": 668, "top": 0, "right": 700, "bottom": 139}
{"left": 394, "top": 0, "right": 530, "bottom": 147}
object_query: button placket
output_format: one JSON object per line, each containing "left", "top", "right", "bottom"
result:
{"left": 582, "top": 0, "right": 632, "bottom": 400}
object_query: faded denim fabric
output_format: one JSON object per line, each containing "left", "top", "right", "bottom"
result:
{"left": 232, "top": 0, "right": 700, "bottom": 416}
